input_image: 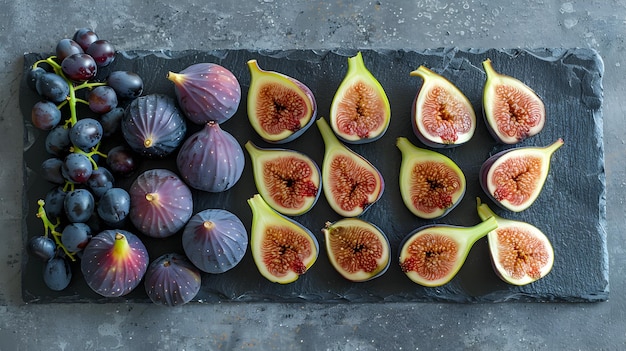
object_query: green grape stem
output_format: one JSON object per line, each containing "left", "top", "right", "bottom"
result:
{"left": 35, "top": 200, "right": 76, "bottom": 262}
{"left": 70, "top": 143, "right": 107, "bottom": 170}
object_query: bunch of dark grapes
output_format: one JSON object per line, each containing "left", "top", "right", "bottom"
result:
{"left": 27, "top": 28, "right": 143, "bottom": 291}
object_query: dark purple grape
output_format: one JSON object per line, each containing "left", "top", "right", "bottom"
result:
{"left": 55, "top": 38, "right": 84, "bottom": 63}
{"left": 86, "top": 39, "right": 115, "bottom": 67}
{"left": 69, "top": 118, "right": 102, "bottom": 151}
{"left": 61, "top": 222, "right": 92, "bottom": 252}
{"left": 106, "top": 146, "right": 137, "bottom": 176}
{"left": 72, "top": 28, "right": 99, "bottom": 51}
{"left": 45, "top": 125, "right": 71, "bottom": 157}
{"left": 144, "top": 253, "right": 201, "bottom": 306}
{"left": 64, "top": 188, "right": 95, "bottom": 223}
{"left": 27, "top": 236, "right": 57, "bottom": 261}
{"left": 44, "top": 186, "right": 67, "bottom": 219}
{"left": 32, "top": 100, "right": 61, "bottom": 130}
{"left": 100, "top": 107, "right": 124, "bottom": 137}
{"left": 36, "top": 72, "right": 70, "bottom": 103}
{"left": 106, "top": 71, "right": 143, "bottom": 99}
{"left": 42, "top": 158, "right": 65, "bottom": 184}
{"left": 87, "top": 167, "right": 114, "bottom": 198}
{"left": 43, "top": 256, "right": 72, "bottom": 291}
{"left": 27, "top": 66, "right": 47, "bottom": 91}
{"left": 88, "top": 85, "right": 118, "bottom": 114}
{"left": 97, "top": 188, "right": 131, "bottom": 227}
{"left": 61, "top": 53, "right": 97, "bottom": 82}
{"left": 62, "top": 152, "right": 93, "bottom": 183}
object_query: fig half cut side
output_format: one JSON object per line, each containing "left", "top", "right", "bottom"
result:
{"left": 330, "top": 51, "right": 391, "bottom": 144}
{"left": 476, "top": 198, "right": 554, "bottom": 285}
{"left": 482, "top": 58, "right": 546, "bottom": 144}
{"left": 480, "top": 138, "right": 563, "bottom": 212}
{"left": 396, "top": 137, "right": 466, "bottom": 219}
{"left": 399, "top": 217, "right": 498, "bottom": 287}
{"left": 316, "top": 117, "right": 384, "bottom": 217}
{"left": 244, "top": 141, "right": 321, "bottom": 216}
{"left": 247, "top": 194, "right": 319, "bottom": 284}
{"left": 410, "top": 66, "right": 476, "bottom": 148}
{"left": 322, "top": 218, "right": 390, "bottom": 282}
{"left": 247, "top": 59, "right": 317, "bottom": 144}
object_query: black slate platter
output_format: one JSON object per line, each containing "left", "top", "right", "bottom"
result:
{"left": 21, "top": 48, "right": 607, "bottom": 303}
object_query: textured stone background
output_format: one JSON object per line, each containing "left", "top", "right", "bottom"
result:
{"left": 1, "top": 1, "right": 624, "bottom": 350}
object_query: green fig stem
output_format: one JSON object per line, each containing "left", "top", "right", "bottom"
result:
{"left": 409, "top": 65, "right": 437, "bottom": 80}
{"left": 395, "top": 136, "right": 428, "bottom": 156}
{"left": 482, "top": 58, "right": 498, "bottom": 78}
{"left": 247, "top": 193, "right": 273, "bottom": 219}
{"left": 166, "top": 71, "right": 184, "bottom": 85}
{"left": 544, "top": 138, "right": 565, "bottom": 156}
{"left": 476, "top": 197, "right": 499, "bottom": 222}
{"left": 112, "top": 232, "right": 130, "bottom": 258}
{"left": 244, "top": 140, "right": 261, "bottom": 158}
{"left": 247, "top": 59, "right": 262, "bottom": 77}
{"left": 315, "top": 117, "right": 341, "bottom": 149}
{"left": 454, "top": 216, "right": 498, "bottom": 246}
{"left": 346, "top": 52, "right": 366, "bottom": 77}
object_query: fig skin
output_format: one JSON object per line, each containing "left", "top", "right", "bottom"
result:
{"left": 330, "top": 51, "right": 391, "bottom": 144}
{"left": 81, "top": 229, "right": 149, "bottom": 297}
{"left": 129, "top": 169, "right": 193, "bottom": 238}
{"left": 144, "top": 253, "right": 201, "bottom": 306}
{"left": 176, "top": 121, "right": 245, "bottom": 192}
{"left": 396, "top": 137, "right": 466, "bottom": 219}
{"left": 476, "top": 198, "right": 554, "bottom": 285}
{"left": 182, "top": 209, "right": 248, "bottom": 274}
{"left": 244, "top": 141, "right": 321, "bottom": 216}
{"left": 410, "top": 66, "right": 476, "bottom": 148}
{"left": 246, "top": 60, "right": 317, "bottom": 144}
{"left": 482, "top": 58, "right": 546, "bottom": 144}
{"left": 316, "top": 117, "right": 384, "bottom": 217}
{"left": 479, "top": 138, "right": 563, "bottom": 212}
{"left": 168, "top": 63, "right": 241, "bottom": 125}
{"left": 247, "top": 194, "right": 319, "bottom": 284}
{"left": 121, "top": 94, "right": 187, "bottom": 159}
{"left": 399, "top": 217, "right": 498, "bottom": 287}
{"left": 322, "top": 218, "right": 390, "bottom": 282}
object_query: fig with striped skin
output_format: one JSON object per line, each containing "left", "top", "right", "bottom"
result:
{"left": 168, "top": 63, "right": 241, "bottom": 124}
{"left": 317, "top": 117, "right": 384, "bottom": 217}
{"left": 482, "top": 58, "right": 545, "bottom": 144}
{"left": 144, "top": 253, "right": 202, "bottom": 306}
{"left": 182, "top": 209, "right": 248, "bottom": 274}
{"left": 121, "top": 94, "right": 187, "bottom": 159}
{"left": 81, "top": 229, "right": 149, "bottom": 297}
{"left": 480, "top": 139, "right": 563, "bottom": 212}
{"left": 247, "top": 60, "right": 316, "bottom": 143}
{"left": 330, "top": 52, "right": 390, "bottom": 144}
{"left": 410, "top": 66, "right": 476, "bottom": 148}
{"left": 129, "top": 169, "right": 193, "bottom": 238}
{"left": 476, "top": 198, "right": 554, "bottom": 285}
{"left": 244, "top": 141, "right": 321, "bottom": 216}
{"left": 248, "top": 194, "right": 319, "bottom": 284}
{"left": 177, "top": 121, "right": 245, "bottom": 192}
{"left": 399, "top": 217, "right": 498, "bottom": 287}
{"left": 396, "top": 137, "right": 465, "bottom": 219}
{"left": 322, "top": 218, "right": 390, "bottom": 282}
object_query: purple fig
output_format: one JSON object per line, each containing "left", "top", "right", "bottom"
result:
{"left": 144, "top": 253, "right": 201, "bottom": 306}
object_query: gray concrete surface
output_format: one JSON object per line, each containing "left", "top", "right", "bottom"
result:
{"left": 1, "top": 0, "right": 624, "bottom": 350}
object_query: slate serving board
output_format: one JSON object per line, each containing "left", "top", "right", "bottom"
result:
{"left": 20, "top": 48, "right": 607, "bottom": 303}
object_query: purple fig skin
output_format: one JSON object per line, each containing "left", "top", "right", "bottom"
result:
{"left": 144, "top": 253, "right": 201, "bottom": 306}
{"left": 168, "top": 63, "right": 241, "bottom": 125}
{"left": 122, "top": 94, "right": 187, "bottom": 159}
{"left": 176, "top": 122, "right": 245, "bottom": 192}
{"left": 129, "top": 169, "right": 193, "bottom": 238}
{"left": 81, "top": 229, "right": 149, "bottom": 297}
{"left": 182, "top": 209, "right": 248, "bottom": 274}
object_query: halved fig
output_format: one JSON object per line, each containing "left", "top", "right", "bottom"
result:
{"left": 247, "top": 194, "right": 319, "bottom": 284}
{"left": 410, "top": 66, "right": 476, "bottom": 147}
{"left": 81, "top": 229, "right": 149, "bottom": 297}
{"left": 399, "top": 217, "right": 498, "bottom": 287}
{"left": 167, "top": 63, "right": 241, "bottom": 124}
{"left": 482, "top": 58, "right": 546, "bottom": 144}
{"left": 182, "top": 209, "right": 248, "bottom": 274}
{"left": 129, "top": 169, "right": 193, "bottom": 238}
{"left": 246, "top": 60, "right": 317, "bottom": 143}
{"left": 316, "top": 117, "right": 384, "bottom": 217}
{"left": 176, "top": 121, "right": 245, "bottom": 192}
{"left": 396, "top": 137, "right": 465, "bottom": 219}
{"left": 244, "top": 141, "right": 321, "bottom": 216}
{"left": 121, "top": 94, "right": 187, "bottom": 158}
{"left": 330, "top": 52, "right": 390, "bottom": 144}
{"left": 144, "top": 253, "right": 201, "bottom": 306}
{"left": 476, "top": 198, "right": 554, "bottom": 285}
{"left": 322, "top": 218, "right": 390, "bottom": 282}
{"left": 480, "top": 138, "right": 563, "bottom": 212}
